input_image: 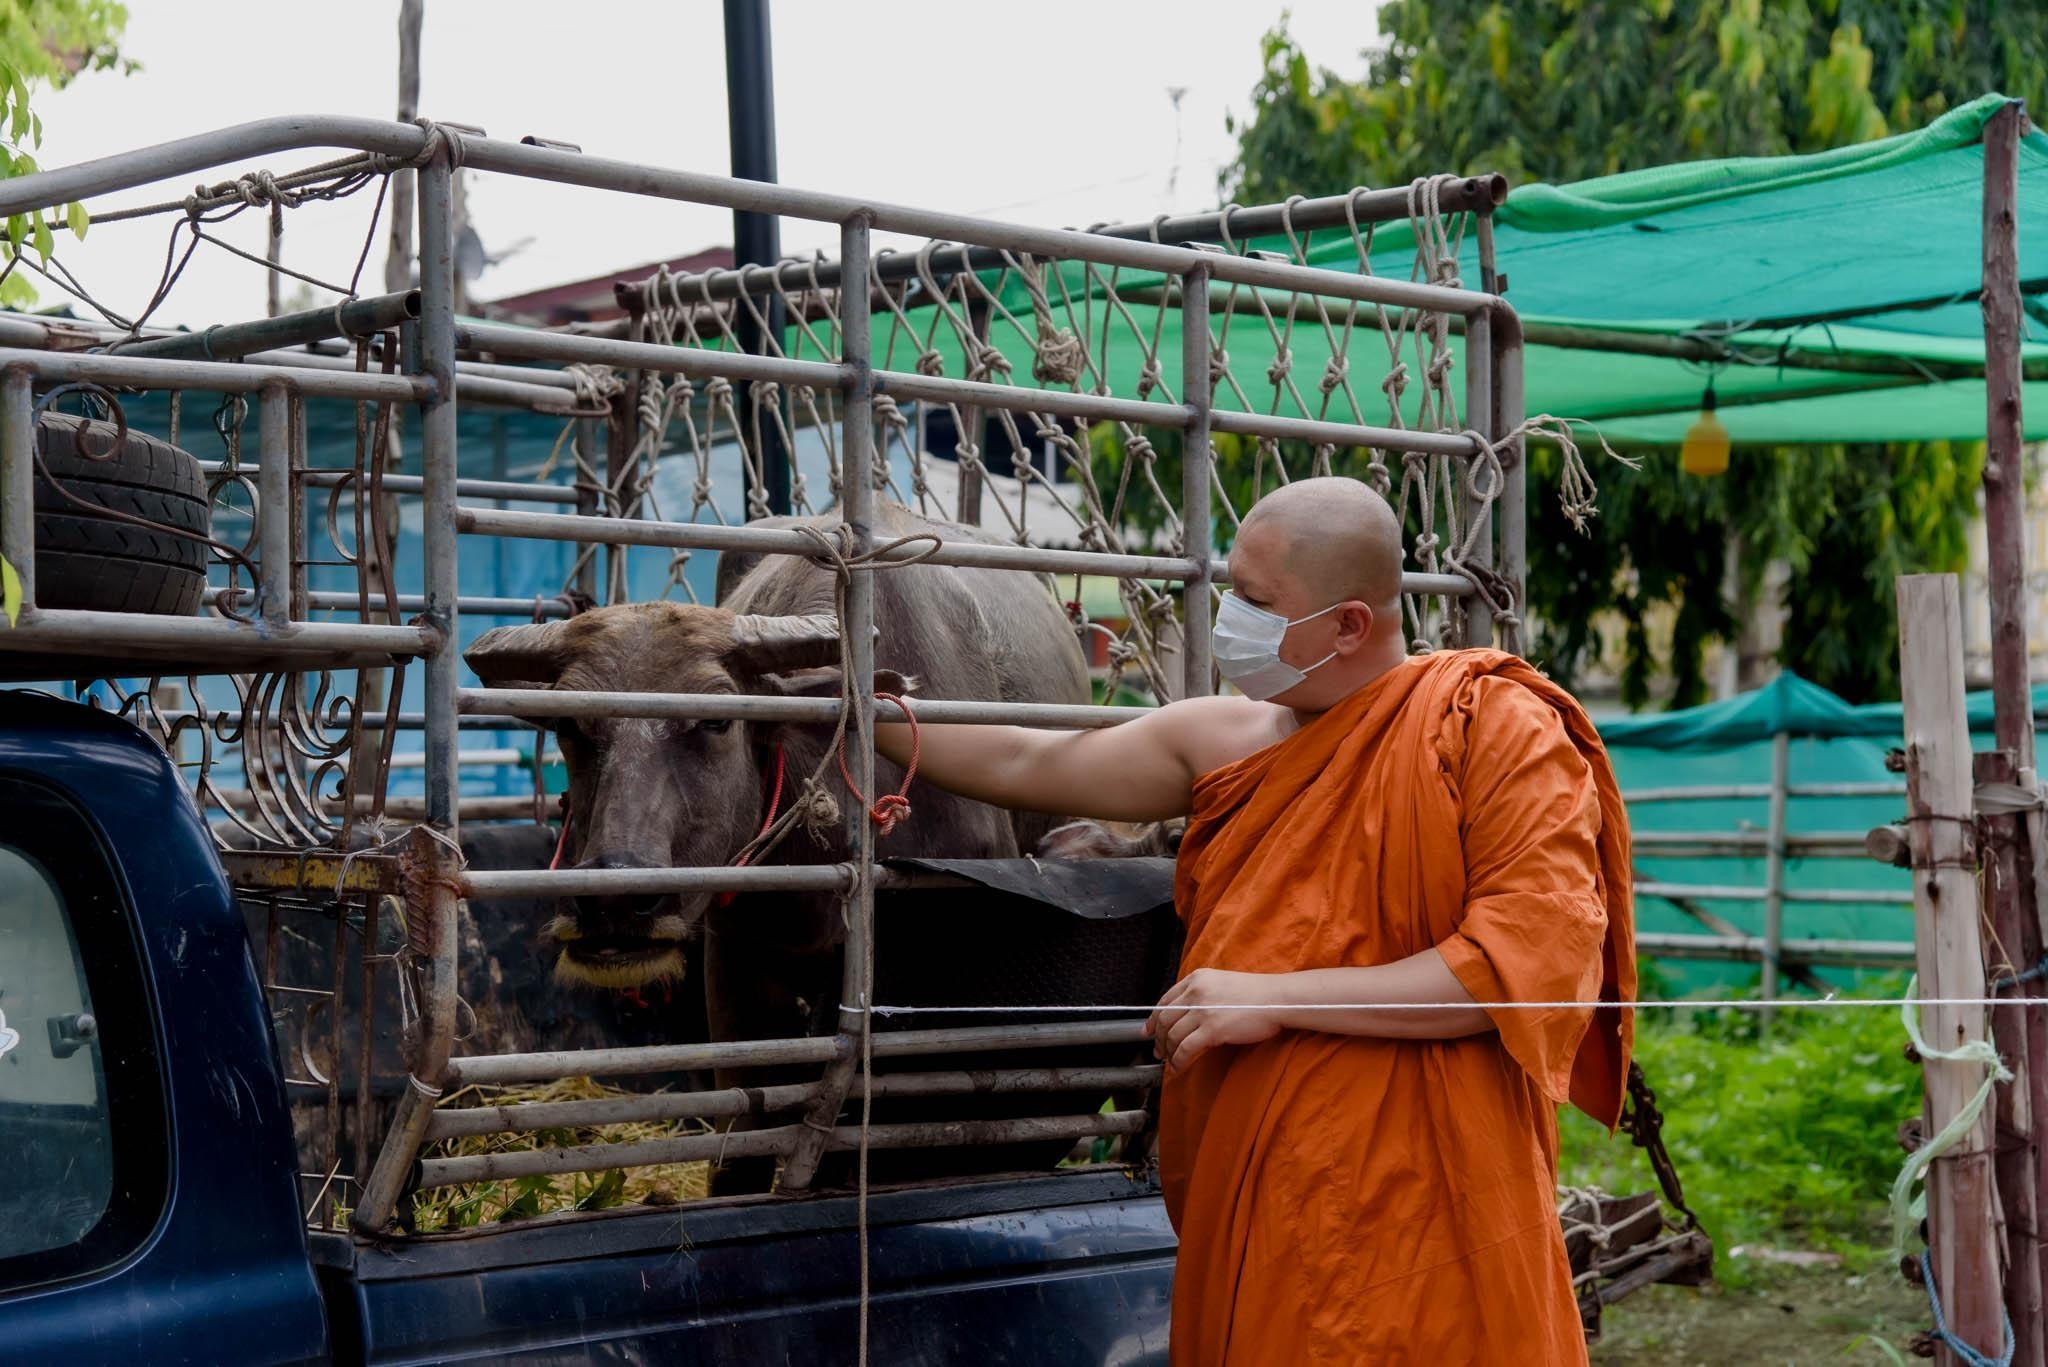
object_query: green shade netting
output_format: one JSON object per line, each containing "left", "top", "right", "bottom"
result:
{"left": 1589, "top": 670, "right": 2047, "bottom": 991}
{"left": 870, "top": 93, "right": 2044, "bottom": 447}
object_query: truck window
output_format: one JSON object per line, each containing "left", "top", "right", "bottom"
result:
{"left": 0, "top": 775, "right": 166, "bottom": 1292}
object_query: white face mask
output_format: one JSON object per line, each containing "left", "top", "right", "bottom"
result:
{"left": 1212, "top": 592, "right": 1341, "bottom": 701}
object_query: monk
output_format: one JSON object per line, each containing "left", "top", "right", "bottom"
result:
{"left": 874, "top": 476, "right": 1635, "bottom": 1365}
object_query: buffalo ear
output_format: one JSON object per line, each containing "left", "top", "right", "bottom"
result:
{"left": 464, "top": 620, "right": 578, "bottom": 689}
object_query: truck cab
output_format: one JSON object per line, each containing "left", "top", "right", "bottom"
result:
{"left": 0, "top": 693, "right": 1177, "bottom": 1365}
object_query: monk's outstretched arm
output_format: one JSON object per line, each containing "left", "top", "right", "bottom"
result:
{"left": 874, "top": 695, "right": 1246, "bottom": 823}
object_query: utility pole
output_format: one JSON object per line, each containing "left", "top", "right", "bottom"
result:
{"left": 724, "top": 0, "right": 791, "bottom": 518}
{"left": 385, "top": 0, "right": 422, "bottom": 297}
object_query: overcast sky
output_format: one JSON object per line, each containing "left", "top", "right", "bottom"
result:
{"left": 28, "top": 1, "right": 1378, "bottom": 329}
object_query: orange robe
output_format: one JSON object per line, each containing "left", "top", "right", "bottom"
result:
{"left": 1161, "top": 649, "right": 1636, "bottom": 1366}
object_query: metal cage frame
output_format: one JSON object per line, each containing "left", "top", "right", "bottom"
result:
{"left": 0, "top": 117, "right": 1527, "bottom": 1235}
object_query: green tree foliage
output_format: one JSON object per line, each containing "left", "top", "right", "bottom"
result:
{"left": 0, "top": 1, "right": 131, "bottom": 308}
{"left": 1219, "top": 3, "right": 2042, "bottom": 704}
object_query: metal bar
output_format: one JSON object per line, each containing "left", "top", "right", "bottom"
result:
{"left": 113, "top": 291, "right": 420, "bottom": 361}
{"left": 627, "top": 179, "right": 1506, "bottom": 310}
{"left": 457, "top": 320, "right": 842, "bottom": 389}
{"left": 780, "top": 213, "right": 874, "bottom": 1196}
{"left": 417, "top": 1124, "right": 801, "bottom": 1189}
{"left": 426, "top": 1081, "right": 820, "bottom": 1139}
{"left": 454, "top": 136, "right": 1500, "bottom": 318}
{"left": 723, "top": 0, "right": 790, "bottom": 517}
{"left": 417, "top": 155, "right": 459, "bottom": 832}
{"left": 385, "top": 748, "right": 525, "bottom": 768}
{"left": 0, "top": 347, "right": 428, "bottom": 402}
{"left": 862, "top": 1064, "right": 1162, "bottom": 1098}
{"left": 1761, "top": 730, "right": 1791, "bottom": 1015}
{"left": 447, "top": 1035, "right": 846, "bottom": 1087}
{"left": 201, "top": 463, "right": 578, "bottom": 505}
{"left": 445, "top": 1017, "right": 1148, "bottom": 1089}
{"left": 458, "top": 505, "right": 1476, "bottom": 597}
{"left": 256, "top": 387, "right": 290, "bottom": 626}
{"left": 423, "top": 1064, "right": 1164, "bottom": 1142}
{"left": 1178, "top": 265, "right": 1214, "bottom": 698}
{"left": 1209, "top": 409, "right": 1479, "bottom": 459}
{"left": 462, "top": 862, "right": 854, "bottom": 899}
{"left": 459, "top": 686, "right": 1148, "bottom": 728}
{"left": 824, "top": 1110, "right": 1146, "bottom": 1153}
{"left": 870, "top": 1018, "right": 1148, "bottom": 1055}
{"left": 1491, "top": 305, "right": 1526, "bottom": 645}
{"left": 1462, "top": 291, "right": 1495, "bottom": 647}
{"left": 211, "top": 587, "right": 573, "bottom": 618}
{"left": 0, "top": 610, "right": 434, "bottom": 659}
{"left": 874, "top": 369, "right": 1188, "bottom": 432}
{"left": 1634, "top": 880, "right": 1914, "bottom": 906}
{"left": 0, "top": 117, "right": 432, "bottom": 214}
{"left": 350, "top": 827, "right": 463, "bottom": 1233}
{"left": 0, "top": 122, "right": 1490, "bottom": 313}
{"left": 455, "top": 503, "right": 1197, "bottom": 579}
{"left": 0, "top": 367, "right": 32, "bottom": 608}
{"left": 572, "top": 416, "right": 599, "bottom": 600}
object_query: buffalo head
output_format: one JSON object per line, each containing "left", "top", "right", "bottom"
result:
{"left": 463, "top": 602, "right": 898, "bottom": 991}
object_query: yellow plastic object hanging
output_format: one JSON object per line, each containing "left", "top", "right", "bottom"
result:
{"left": 1680, "top": 385, "right": 1730, "bottom": 477}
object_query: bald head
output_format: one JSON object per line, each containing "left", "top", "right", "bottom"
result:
{"left": 1236, "top": 477, "right": 1404, "bottom": 612}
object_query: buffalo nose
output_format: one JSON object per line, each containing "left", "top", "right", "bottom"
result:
{"left": 573, "top": 855, "right": 665, "bottom": 924}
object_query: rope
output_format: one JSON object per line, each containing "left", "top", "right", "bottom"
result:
{"left": 1921, "top": 1251, "right": 2016, "bottom": 1367}
{"left": 1889, "top": 974, "right": 2012, "bottom": 1262}
{"left": 835, "top": 692, "right": 919, "bottom": 836}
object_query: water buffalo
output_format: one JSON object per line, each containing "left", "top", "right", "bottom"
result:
{"left": 461, "top": 502, "right": 1098, "bottom": 1186}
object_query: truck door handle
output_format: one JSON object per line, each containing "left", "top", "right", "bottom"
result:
{"left": 48, "top": 1012, "right": 97, "bottom": 1060}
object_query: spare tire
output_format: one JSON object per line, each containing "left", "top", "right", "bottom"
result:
{"left": 32, "top": 411, "right": 210, "bottom": 616}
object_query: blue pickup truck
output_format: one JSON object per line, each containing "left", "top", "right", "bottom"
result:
{"left": 0, "top": 692, "right": 1177, "bottom": 1364}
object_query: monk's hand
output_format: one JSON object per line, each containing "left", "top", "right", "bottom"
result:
{"left": 1145, "top": 968, "right": 1287, "bottom": 1072}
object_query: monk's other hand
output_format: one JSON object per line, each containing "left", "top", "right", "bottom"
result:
{"left": 1145, "top": 968, "right": 1289, "bottom": 1072}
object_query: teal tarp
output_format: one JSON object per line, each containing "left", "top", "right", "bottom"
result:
{"left": 1597, "top": 669, "right": 2048, "bottom": 748}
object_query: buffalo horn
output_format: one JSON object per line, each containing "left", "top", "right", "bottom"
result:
{"left": 725, "top": 612, "right": 845, "bottom": 675}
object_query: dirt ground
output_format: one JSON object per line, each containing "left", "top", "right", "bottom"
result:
{"left": 1590, "top": 1263, "right": 1926, "bottom": 1365}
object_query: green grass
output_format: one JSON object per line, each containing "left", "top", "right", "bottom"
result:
{"left": 1560, "top": 969, "right": 1919, "bottom": 1287}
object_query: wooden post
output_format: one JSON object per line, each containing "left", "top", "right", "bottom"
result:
{"left": 383, "top": 0, "right": 422, "bottom": 297}
{"left": 1978, "top": 748, "right": 2046, "bottom": 1367}
{"left": 1981, "top": 96, "right": 2048, "bottom": 1363}
{"left": 1897, "top": 573, "right": 2004, "bottom": 1365}
{"left": 1761, "top": 728, "right": 1791, "bottom": 1023}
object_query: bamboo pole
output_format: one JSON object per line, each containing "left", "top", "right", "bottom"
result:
{"left": 1897, "top": 573, "right": 2004, "bottom": 1363}
{"left": 1980, "top": 97, "right": 2047, "bottom": 1364}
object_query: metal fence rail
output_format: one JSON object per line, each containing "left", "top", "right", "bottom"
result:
{"left": 0, "top": 116, "right": 1528, "bottom": 1236}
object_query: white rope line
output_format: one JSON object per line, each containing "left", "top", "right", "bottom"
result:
{"left": 867, "top": 995, "right": 2039, "bottom": 1015}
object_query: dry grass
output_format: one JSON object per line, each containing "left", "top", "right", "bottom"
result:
{"left": 409, "top": 1076, "right": 713, "bottom": 1232}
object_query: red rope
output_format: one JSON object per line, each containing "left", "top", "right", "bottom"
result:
{"left": 838, "top": 692, "right": 919, "bottom": 837}
{"left": 549, "top": 806, "right": 573, "bottom": 870}
{"left": 717, "top": 745, "right": 787, "bottom": 909}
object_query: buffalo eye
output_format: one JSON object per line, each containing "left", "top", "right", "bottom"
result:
{"left": 699, "top": 717, "right": 732, "bottom": 735}
{"left": 554, "top": 718, "right": 587, "bottom": 747}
